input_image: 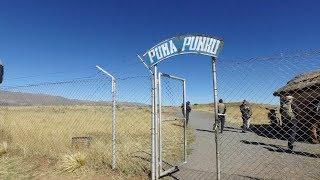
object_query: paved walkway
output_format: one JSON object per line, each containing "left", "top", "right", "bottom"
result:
{"left": 168, "top": 111, "right": 320, "bottom": 180}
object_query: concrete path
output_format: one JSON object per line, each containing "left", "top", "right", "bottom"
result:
{"left": 168, "top": 111, "right": 320, "bottom": 180}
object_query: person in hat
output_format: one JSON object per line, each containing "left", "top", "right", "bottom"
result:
{"left": 240, "top": 100, "right": 252, "bottom": 133}
{"left": 282, "top": 95, "right": 299, "bottom": 151}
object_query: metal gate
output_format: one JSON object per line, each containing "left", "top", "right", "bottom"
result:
{"left": 158, "top": 72, "right": 187, "bottom": 177}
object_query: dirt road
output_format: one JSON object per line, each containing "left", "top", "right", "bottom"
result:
{"left": 170, "top": 111, "right": 320, "bottom": 180}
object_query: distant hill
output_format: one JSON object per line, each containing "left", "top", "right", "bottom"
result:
{"left": 0, "top": 91, "right": 146, "bottom": 106}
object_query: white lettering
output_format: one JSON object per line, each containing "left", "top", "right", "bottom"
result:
{"left": 212, "top": 40, "right": 221, "bottom": 54}
{"left": 146, "top": 36, "right": 221, "bottom": 65}
{"left": 204, "top": 38, "right": 214, "bottom": 53}
{"left": 190, "top": 36, "right": 198, "bottom": 51}
{"left": 148, "top": 49, "right": 155, "bottom": 63}
{"left": 209, "top": 39, "right": 217, "bottom": 54}
{"left": 169, "top": 40, "right": 177, "bottom": 54}
{"left": 182, "top": 37, "right": 190, "bottom": 51}
{"left": 161, "top": 43, "right": 170, "bottom": 57}
{"left": 155, "top": 47, "right": 163, "bottom": 60}
{"left": 196, "top": 36, "right": 206, "bottom": 51}
{"left": 182, "top": 37, "right": 193, "bottom": 51}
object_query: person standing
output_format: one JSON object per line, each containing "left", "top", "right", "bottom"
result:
{"left": 310, "top": 99, "right": 320, "bottom": 144}
{"left": 181, "top": 101, "right": 192, "bottom": 126}
{"left": 268, "top": 108, "right": 280, "bottom": 126}
{"left": 0, "top": 60, "right": 3, "bottom": 84}
{"left": 282, "top": 96, "right": 299, "bottom": 151}
{"left": 240, "top": 100, "right": 252, "bottom": 133}
{"left": 218, "top": 99, "right": 227, "bottom": 133}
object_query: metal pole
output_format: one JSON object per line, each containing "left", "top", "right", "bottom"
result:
{"left": 151, "top": 66, "right": 159, "bottom": 180}
{"left": 158, "top": 72, "right": 163, "bottom": 174}
{"left": 183, "top": 80, "right": 187, "bottom": 163}
{"left": 211, "top": 57, "right": 220, "bottom": 180}
{"left": 95, "top": 65, "right": 117, "bottom": 170}
{"left": 161, "top": 73, "right": 185, "bottom": 81}
{"left": 155, "top": 70, "right": 159, "bottom": 179}
{"left": 151, "top": 67, "right": 156, "bottom": 180}
{"left": 111, "top": 78, "right": 116, "bottom": 169}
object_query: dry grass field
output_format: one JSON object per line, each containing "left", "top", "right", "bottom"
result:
{"left": 0, "top": 105, "right": 194, "bottom": 179}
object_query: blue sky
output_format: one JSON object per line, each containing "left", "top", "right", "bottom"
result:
{"left": 0, "top": 0, "right": 320, "bottom": 104}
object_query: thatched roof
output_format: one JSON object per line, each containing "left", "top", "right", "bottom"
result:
{"left": 274, "top": 70, "right": 320, "bottom": 96}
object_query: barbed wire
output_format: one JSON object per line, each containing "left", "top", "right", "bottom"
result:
{"left": 2, "top": 75, "right": 101, "bottom": 90}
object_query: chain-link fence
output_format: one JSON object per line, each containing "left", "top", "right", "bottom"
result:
{"left": 115, "top": 75, "right": 152, "bottom": 176}
{"left": 215, "top": 50, "right": 320, "bottom": 179}
{"left": 0, "top": 69, "right": 191, "bottom": 179}
{"left": 0, "top": 74, "right": 117, "bottom": 178}
{"left": 0, "top": 50, "right": 319, "bottom": 180}
{"left": 0, "top": 70, "right": 155, "bottom": 179}
{"left": 159, "top": 72, "right": 187, "bottom": 176}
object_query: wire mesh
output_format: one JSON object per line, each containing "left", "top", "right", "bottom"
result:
{"left": 216, "top": 50, "right": 320, "bottom": 179}
{"left": 114, "top": 76, "right": 152, "bottom": 176}
{"left": 0, "top": 49, "right": 319, "bottom": 179}
{"left": 0, "top": 74, "right": 116, "bottom": 178}
{"left": 159, "top": 74, "right": 186, "bottom": 172}
{"left": 0, "top": 67, "right": 155, "bottom": 179}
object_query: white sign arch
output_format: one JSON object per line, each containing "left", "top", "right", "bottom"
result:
{"left": 139, "top": 34, "right": 223, "bottom": 68}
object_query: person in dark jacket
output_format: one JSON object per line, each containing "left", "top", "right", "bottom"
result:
{"left": 0, "top": 60, "right": 3, "bottom": 84}
{"left": 181, "top": 101, "right": 192, "bottom": 126}
{"left": 240, "top": 100, "right": 252, "bottom": 133}
{"left": 267, "top": 108, "right": 280, "bottom": 126}
{"left": 218, "top": 99, "right": 227, "bottom": 133}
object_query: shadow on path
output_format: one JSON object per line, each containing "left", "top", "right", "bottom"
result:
{"left": 195, "top": 129, "right": 213, "bottom": 133}
{"left": 225, "top": 126, "right": 242, "bottom": 131}
{"left": 228, "top": 174, "right": 261, "bottom": 180}
{"left": 250, "top": 124, "right": 314, "bottom": 143}
{"left": 195, "top": 126, "right": 243, "bottom": 134}
{"left": 241, "top": 140, "right": 320, "bottom": 158}
{"left": 223, "top": 129, "right": 241, "bottom": 133}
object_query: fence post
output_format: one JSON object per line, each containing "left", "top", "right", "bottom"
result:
{"left": 96, "top": 65, "right": 117, "bottom": 170}
{"left": 158, "top": 72, "right": 163, "bottom": 174}
{"left": 211, "top": 57, "right": 220, "bottom": 180}
{"left": 183, "top": 79, "right": 187, "bottom": 163}
{"left": 111, "top": 77, "right": 117, "bottom": 169}
{"left": 155, "top": 69, "right": 160, "bottom": 179}
{"left": 151, "top": 65, "right": 159, "bottom": 180}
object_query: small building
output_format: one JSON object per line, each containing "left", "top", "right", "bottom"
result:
{"left": 273, "top": 70, "right": 320, "bottom": 142}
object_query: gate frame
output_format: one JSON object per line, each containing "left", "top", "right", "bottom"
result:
{"left": 138, "top": 34, "right": 223, "bottom": 180}
{"left": 146, "top": 58, "right": 220, "bottom": 180}
{"left": 158, "top": 72, "right": 187, "bottom": 177}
